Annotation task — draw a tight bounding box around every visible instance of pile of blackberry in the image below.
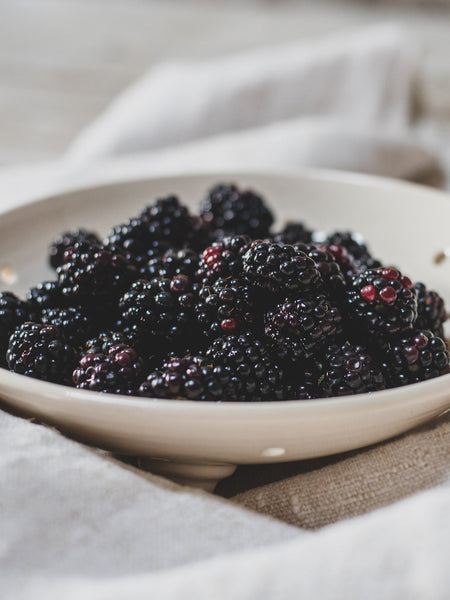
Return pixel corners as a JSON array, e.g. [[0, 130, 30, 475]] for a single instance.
[[1, 182, 448, 400]]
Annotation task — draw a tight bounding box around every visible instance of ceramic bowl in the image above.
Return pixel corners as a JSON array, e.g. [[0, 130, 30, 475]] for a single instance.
[[1, 168, 449, 491]]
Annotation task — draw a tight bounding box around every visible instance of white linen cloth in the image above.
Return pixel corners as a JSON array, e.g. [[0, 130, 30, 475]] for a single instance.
[[1, 24, 449, 600]]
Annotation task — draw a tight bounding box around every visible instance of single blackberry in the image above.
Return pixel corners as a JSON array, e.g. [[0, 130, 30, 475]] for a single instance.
[[139, 354, 230, 401], [196, 277, 259, 339], [27, 281, 66, 312], [49, 229, 101, 270], [272, 222, 313, 245], [7, 322, 77, 385], [378, 329, 449, 387], [316, 231, 377, 264], [293, 243, 346, 296], [57, 242, 137, 306], [73, 343, 144, 394], [318, 243, 357, 284], [242, 241, 322, 298], [196, 235, 252, 284], [345, 267, 418, 335], [117, 276, 197, 352], [40, 307, 95, 349], [264, 295, 342, 363], [414, 283, 447, 339], [0, 292, 33, 366], [83, 330, 132, 356], [144, 248, 200, 281], [319, 342, 386, 397], [200, 183, 273, 238], [205, 332, 285, 401]]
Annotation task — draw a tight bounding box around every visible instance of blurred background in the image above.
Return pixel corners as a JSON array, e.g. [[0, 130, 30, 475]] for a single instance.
[[0, 0, 449, 167]]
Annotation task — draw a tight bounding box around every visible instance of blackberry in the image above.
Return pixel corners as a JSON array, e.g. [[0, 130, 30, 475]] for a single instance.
[[200, 183, 273, 238], [145, 248, 200, 281], [73, 343, 144, 394], [345, 267, 417, 336], [317, 231, 378, 265], [205, 332, 285, 401], [0, 292, 33, 366], [57, 242, 137, 306], [272, 222, 313, 245], [378, 329, 449, 387], [49, 229, 101, 270], [27, 281, 65, 312], [242, 241, 322, 298], [117, 276, 197, 352], [196, 277, 259, 339], [83, 330, 132, 356], [293, 243, 346, 296], [414, 283, 447, 339], [40, 307, 95, 349], [319, 342, 386, 397], [197, 235, 251, 284], [264, 295, 342, 362], [319, 243, 357, 284], [284, 359, 324, 400], [7, 322, 77, 385]]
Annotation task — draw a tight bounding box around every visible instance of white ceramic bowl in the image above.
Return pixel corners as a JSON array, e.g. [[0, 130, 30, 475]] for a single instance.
[[1, 169, 449, 491]]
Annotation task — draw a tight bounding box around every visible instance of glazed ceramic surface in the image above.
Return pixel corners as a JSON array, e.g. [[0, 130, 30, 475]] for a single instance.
[[1, 169, 449, 490]]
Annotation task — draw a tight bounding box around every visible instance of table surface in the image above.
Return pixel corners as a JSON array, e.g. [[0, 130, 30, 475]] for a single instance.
[[1, 0, 449, 166]]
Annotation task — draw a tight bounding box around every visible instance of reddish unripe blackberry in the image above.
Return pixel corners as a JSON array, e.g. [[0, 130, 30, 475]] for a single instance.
[[7, 322, 77, 385], [40, 307, 95, 349], [345, 267, 417, 335], [49, 229, 101, 270], [243, 241, 322, 298], [145, 248, 200, 281], [200, 183, 273, 239], [57, 242, 137, 306], [139, 354, 230, 401], [73, 343, 144, 394], [197, 235, 251, 284], [264, 295, 342, 363], [196, 277, 259, 339], [205, 332, 285, 401], [0, 292, 33, 366], [319, 342, 386, 397], [27, 281, 65, 312], [378, 329, 449, 387], [272, 222, 313, 245], [293, 243, 346, 296], [413, 283, 447, 339]]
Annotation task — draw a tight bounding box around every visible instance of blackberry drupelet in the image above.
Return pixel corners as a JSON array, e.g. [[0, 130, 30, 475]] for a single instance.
[[272, 222, 313, 245], [7, 322, 77, 384], [242, 241, 322, 297], [197, 235, 251, 284], [378, 329, 449, 387], [293, 243, 346, 296], [40, 307, 95, 349], [200, 183, 273, 239], [57, 241, 137, 306], [49, 229, 101, 270], [145, 248, 200, 281], [413, 282, 447, 339], [264, 294, 342, 362], [82, 330, 132, 356], [319, 342, 386, 397], [196, 277, 259, 339], [73, 343, 144, 394], [27, 281, 65, 312], [0, 292, 33, 366], [345, 267, 418, 335], [205, 332, 285, 401]]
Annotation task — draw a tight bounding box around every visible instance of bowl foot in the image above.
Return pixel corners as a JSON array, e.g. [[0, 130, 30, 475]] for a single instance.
[[137, 458, 237, 492]]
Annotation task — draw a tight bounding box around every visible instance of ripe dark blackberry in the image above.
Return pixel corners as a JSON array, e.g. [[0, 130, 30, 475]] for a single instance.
[[27, 281, 66, 312], [0, 292, 33, 366], [7, 322, 77, 385], [293, 243, 346, 296], [40, 307, 95, 349], [378, 329, 449, 387], [57, 241, 137, 306], [200, 183, 273, 238], [317, 231, 379, 265], [73, 343, 144, 394], [49, 229, 101, 270], [196, 277, 259, 339], [144, 248, 200, 281], [117, 276, 197, 352], [319, 342, 386, 397], [413, 283, 447, 339], [242, 241, 322, 298], [83, 330, 132, 356], [197, 235, 251, 284], [205, 332, 285, 401], [272, 222, 313, 245], [346, 267, 417, 336], [264, 295, 342, 363]]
